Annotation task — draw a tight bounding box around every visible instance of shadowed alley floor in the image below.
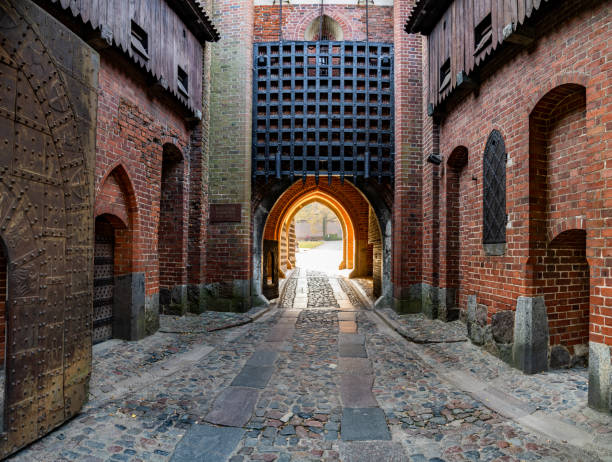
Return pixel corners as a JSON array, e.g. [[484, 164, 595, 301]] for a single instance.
[[9, 264, 612, 462]]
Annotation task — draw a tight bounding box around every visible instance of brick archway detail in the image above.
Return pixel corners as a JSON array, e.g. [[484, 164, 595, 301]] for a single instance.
[[95, 164, 139, 274], [526, 72, 590, 116], [547, 216, 587, 244], [293, 9, 353, 41], [96, 165, 138, 226], [263, 178, 372, 275], [277, 191, 355, 270]]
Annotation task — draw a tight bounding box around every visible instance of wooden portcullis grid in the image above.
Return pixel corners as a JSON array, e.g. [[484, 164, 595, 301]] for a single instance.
[[252, 41, 395, 184]]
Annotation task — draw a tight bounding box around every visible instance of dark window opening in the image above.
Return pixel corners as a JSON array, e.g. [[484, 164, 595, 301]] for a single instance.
[[177, 66, 188, 97], [130, 20, 149, 59], [483, 130, 507, 245], [439, 58, 451, 92], [474, 14, 493, 55]]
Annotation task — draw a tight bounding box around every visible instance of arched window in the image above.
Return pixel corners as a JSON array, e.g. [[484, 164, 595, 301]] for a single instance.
[[483, 130, 507, 245], [305, 15, 344, 41]]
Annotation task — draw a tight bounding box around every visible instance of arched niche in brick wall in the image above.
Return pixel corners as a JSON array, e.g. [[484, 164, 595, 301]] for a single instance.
[[94, 165, 144, 341], [304, 15, 344, 41], [545, 229, 589, 365], [444, 146, 469, 321], [528, 83, 588, 351], [159, 143, 187, 314], [527, 82, 610, 411]]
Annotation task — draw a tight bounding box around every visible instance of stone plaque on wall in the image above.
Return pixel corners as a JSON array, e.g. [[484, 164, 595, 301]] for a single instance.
[[210, 204, 242, 223]]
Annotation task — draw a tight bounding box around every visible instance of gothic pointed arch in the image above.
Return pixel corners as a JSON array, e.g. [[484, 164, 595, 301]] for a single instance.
[[304, 15, 344, 41]]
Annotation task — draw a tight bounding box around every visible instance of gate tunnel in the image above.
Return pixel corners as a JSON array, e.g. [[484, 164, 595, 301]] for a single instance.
[[252, 177, 392, 306]]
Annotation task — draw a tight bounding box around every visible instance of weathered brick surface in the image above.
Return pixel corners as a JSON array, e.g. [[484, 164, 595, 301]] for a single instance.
[[420, 1, 611, 349], [254, 4, 393, 42], [393, 0, 423, 309], [159, 148, 188, 290], [94, 53, 200, 303], [206, 0, 254, 308]]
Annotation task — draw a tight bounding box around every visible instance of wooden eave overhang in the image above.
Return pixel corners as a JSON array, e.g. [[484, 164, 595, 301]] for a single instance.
[[167, 0, 220, 43], [404, 0, 453, 35]]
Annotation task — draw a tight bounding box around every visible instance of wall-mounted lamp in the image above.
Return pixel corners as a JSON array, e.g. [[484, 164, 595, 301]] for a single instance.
[[427, 153, 443, 165]]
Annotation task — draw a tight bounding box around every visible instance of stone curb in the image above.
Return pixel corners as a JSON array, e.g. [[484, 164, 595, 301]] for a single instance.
[[88, 344, 215, 407], [373, 306, 467, 344], [370, 308, 612, 458], [343, 278, 374, 310]]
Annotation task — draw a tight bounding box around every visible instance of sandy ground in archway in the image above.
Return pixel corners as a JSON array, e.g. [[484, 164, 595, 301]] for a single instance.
[[295, 240, 351, 276]]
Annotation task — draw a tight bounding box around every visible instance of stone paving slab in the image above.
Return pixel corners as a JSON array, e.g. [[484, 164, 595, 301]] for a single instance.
[[280, 311, 301, 318], [341, 407, 391, 441], [231, 366, 275, 389], [339, 375, 378, 408], [339, 343, 368, 358], [339, 321, 358, 333], [160, 312, 253, 334], [378, 307, 467, 343], [338, 312, 356, 321], [338, 357, 373, 375], [170, 424, 245, 462], [339, 333, 365, 345], [258, 341, 290, 351], [267, 327, 295, 342], [338, 306, 361, 312], [338, 441, 408, 462], [205, 387, 260, 427], [246, 350, 279, 367]]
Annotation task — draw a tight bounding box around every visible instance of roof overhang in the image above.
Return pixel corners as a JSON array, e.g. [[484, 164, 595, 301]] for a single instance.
[[404, 0, 453, 35], [168, 0, 220, 42]]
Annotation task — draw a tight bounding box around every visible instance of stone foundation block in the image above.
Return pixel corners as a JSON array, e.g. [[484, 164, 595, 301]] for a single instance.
[[491, 310, 514, 344], [114, 272, 146, 341], [588, 342, 611, 413], [549, 345, 571, 369], [512, 296, 548, 374]]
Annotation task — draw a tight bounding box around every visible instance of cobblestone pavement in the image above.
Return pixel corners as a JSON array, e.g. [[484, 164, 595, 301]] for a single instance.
[[9, 270, 612, 462]]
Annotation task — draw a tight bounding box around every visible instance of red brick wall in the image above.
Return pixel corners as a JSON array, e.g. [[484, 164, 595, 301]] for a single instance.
[[0, 245, 5, 365], [159, 149, 187, 289], [444, 148, 468, 295], [95, 53, 195, 298], [422, 1, 611, 348], [95, 168, 136, 276], [254, 5, 393, 42], [393, 0, 423, 305], [206, 0, 254, 297], [542, 230, 589, 351], [97, 171, 130, 228]]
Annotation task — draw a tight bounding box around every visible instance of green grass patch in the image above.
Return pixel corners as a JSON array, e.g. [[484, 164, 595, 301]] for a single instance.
[[299, 241, 323, 249]]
